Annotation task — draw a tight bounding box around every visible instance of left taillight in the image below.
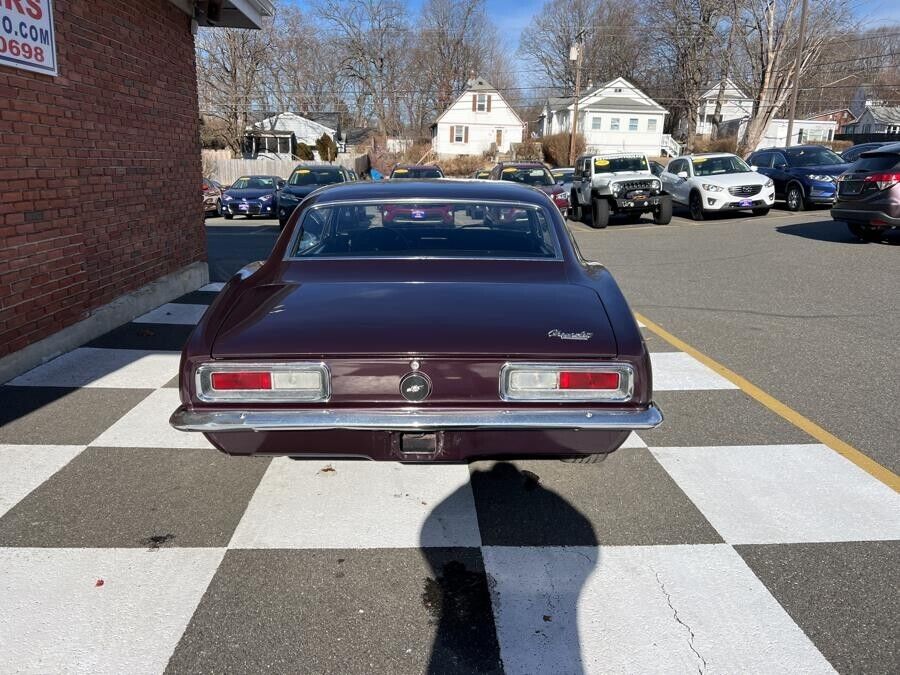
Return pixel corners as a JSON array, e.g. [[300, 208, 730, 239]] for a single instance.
[[195, 363, 330, 402], [500, 363, 634, 402]]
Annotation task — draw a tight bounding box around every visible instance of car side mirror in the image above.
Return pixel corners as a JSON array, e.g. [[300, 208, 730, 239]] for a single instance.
[[677, 171, 688, 179], [774, 163, 787, 170]]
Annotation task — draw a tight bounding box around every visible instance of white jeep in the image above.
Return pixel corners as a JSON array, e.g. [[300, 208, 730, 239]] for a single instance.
[[569, 152, 672, 228]]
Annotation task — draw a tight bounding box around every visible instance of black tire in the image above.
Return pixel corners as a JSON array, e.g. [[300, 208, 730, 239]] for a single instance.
[[215, 199, 223, 217], [848, 223, 883, 242], [570, 191, 583, 222], [785, 184, 805, 211], [688, 191, 705, 221], [590, 197, 610, 229], [653, 195, 673, 225], [561, 454, 609, 464], [223, 212, 233, 220], [752, 207, 770, 216]]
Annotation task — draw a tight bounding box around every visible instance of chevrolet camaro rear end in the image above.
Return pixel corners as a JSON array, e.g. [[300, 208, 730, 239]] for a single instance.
[[171, 180, 662, 462]]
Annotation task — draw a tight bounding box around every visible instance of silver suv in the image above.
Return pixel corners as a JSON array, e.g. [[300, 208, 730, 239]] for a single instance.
[[569, 153, 672, 228]]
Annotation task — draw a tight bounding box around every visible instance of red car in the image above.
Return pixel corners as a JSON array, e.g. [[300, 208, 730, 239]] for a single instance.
[[170, 180, 661, 462], [489, 162, 570, 217]]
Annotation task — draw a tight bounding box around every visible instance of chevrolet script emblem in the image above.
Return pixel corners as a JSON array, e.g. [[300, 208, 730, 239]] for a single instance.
[[548, 329, 593, 341]]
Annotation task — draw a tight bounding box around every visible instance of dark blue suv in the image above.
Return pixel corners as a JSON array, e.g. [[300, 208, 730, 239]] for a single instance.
[[747, 145, 850, 211]]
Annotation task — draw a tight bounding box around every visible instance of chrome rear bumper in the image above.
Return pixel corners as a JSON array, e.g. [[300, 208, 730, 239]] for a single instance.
[[170, 404, 663, 433]]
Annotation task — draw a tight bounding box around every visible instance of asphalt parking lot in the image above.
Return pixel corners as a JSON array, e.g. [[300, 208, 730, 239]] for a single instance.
[[1, 207, 897, 673]]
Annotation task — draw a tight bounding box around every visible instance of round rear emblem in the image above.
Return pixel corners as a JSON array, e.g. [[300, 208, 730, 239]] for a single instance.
[[400, 372, 431, 402]]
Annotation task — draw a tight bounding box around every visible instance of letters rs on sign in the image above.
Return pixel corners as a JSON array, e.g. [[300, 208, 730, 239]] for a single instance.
[[0, 0, 57, 76]]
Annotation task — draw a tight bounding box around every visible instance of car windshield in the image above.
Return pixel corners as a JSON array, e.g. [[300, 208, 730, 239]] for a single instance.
[[593, 156, 648, 173], [499, 167, 555, 186], [474, 171, 491, 179], [288, 168, 345, 186], [692, 156, 752, 176], [784, 147, 843, 166], [231, 176, 275, 189], [391, 167, 443, 179], [290, 201, 559, 259], [552, 169, 573, 181]]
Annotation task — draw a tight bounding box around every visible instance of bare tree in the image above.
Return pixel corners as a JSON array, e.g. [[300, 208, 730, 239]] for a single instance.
[[195, 25, 272, 154], [735, 0, 851, 154]]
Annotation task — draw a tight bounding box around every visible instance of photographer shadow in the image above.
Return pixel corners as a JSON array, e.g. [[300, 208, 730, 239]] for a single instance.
[[420, 461, 598, 675]]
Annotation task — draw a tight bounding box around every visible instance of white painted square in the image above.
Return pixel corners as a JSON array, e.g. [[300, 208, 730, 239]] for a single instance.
[[133, 303, 208, 325], [0, 445, 85, 518], [650, 351, 738, 390], [90, 388, 214, 449], [229, 458, 481, 548], [652, 444, 900, 544], [620, 431, 646, 448], [198, 282, 225, 292], [483, 544, 834, 674], [0, 547, 224, 674], [8, 348, 180, 389]]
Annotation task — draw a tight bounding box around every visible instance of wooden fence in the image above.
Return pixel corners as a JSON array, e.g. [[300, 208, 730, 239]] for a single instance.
[[202, 151, 370, 185]]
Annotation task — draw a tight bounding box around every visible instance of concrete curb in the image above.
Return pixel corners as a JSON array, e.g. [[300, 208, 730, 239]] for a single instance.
[[0, 261, 209, 384]]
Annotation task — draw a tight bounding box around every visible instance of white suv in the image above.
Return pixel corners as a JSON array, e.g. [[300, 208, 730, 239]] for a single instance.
[[660, 153, 775, 220]]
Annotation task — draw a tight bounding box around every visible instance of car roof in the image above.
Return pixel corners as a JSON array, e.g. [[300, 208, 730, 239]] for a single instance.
[[306, 179, 555, 207], [393, 164, 441, 170], [756, 145, 829, 152], [496, 161, 546, 168], [861, 141, 900, 155], [677, 153, 735, 160]]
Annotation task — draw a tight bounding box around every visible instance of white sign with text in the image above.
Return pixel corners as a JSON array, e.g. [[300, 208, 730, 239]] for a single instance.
[[0, 0, 57, 76]]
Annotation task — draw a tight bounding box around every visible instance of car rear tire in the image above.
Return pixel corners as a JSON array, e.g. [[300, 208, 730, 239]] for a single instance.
[[785, 184, 805, 211], [561, 454, 608, 464], [653, 195, 673, 225], [752, 207, 770, 216], [688, 191, 705, 221], [590, 197, 610, 229], [848, 223, 884, 242], [223, 212, 233, 220], [215, 199, 223, 217], [570, 191, 583, 222]]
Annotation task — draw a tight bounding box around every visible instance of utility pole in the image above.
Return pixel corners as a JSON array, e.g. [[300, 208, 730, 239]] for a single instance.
[[785, 0, 809, 147], [567, 28, 585, 165]]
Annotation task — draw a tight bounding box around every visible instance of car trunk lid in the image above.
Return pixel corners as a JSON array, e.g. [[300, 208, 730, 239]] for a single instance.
[[211, 281, 617, 358]]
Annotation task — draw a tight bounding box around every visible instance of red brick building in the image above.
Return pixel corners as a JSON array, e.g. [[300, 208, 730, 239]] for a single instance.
[[806, 109, 857, 135], [0, 0, 271, 381]]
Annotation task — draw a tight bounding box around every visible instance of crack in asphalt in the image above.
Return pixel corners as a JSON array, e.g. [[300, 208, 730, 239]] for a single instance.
[[655, 571, 707, 675], [636, 303, 893, 321]]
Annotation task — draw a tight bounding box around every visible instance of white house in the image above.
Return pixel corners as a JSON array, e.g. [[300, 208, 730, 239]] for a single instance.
[[696, 78, 753, 137], [244, 112, 336, 159], [722, 117, 838, 150], [540, 77, 672, 156], [431, 76, 525, 157], [844, 105, 900, 135]]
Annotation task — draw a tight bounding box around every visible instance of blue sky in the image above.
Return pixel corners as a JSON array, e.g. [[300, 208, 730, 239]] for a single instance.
[[286, 0, 898, 45]]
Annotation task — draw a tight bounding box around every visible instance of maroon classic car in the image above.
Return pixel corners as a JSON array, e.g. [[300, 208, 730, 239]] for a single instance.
[[489, 162, 570, 217], [170, 180, 661, 462]]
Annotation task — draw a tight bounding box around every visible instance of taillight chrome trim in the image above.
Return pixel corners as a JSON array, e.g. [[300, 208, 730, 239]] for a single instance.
[[195, 362, 331, 403], [499, 362, 635, 402]]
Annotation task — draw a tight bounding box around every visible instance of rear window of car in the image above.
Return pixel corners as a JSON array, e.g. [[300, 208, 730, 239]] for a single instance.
[[851, 154, 900, 171], [289, 201, 560, 259], [499, 167, 555, 186], [391, 167, 444, 179], [288, 168, 345, 186]]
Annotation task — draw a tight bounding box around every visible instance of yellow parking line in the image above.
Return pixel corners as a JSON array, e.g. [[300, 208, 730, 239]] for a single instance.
[[636, 312, 900, 493]]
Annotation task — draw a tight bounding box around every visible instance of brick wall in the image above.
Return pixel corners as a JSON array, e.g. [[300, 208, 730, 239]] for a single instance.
[[0, 0, 206, 358]]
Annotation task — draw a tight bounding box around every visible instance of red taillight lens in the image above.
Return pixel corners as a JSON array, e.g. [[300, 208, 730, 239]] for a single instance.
[[559, 371, 620, 390], [202, 183, 209, 191], [863, 173, 900, 190], [210, 371, 272, 390]]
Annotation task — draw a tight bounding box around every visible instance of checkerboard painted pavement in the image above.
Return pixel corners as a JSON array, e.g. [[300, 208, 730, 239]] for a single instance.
[[1, 284, 897, 674]]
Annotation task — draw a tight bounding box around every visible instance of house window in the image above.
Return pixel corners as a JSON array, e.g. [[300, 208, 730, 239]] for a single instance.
[[610, 118, 620, 131], [591, 116, 602, 130], [629, 118, 639, 132], [453, 125, 467, 143], [477, 94, 487, 112], [648, 119, 657, 132]]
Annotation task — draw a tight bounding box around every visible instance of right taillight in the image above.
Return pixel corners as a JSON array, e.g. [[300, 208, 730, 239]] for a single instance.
[[863, 173, 900, 190], [500, 363, 634, 402]]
